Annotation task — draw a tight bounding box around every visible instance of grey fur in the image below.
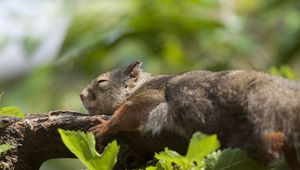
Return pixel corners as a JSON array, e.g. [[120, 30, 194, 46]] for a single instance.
[[82, 62, 300, 163]]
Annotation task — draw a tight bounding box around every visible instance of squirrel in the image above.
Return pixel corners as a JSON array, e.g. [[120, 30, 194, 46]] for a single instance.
[[80, 61, 300, 170]]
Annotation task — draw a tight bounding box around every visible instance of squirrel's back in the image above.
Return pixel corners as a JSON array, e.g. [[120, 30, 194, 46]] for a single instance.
[[82, 62, 300, 168]]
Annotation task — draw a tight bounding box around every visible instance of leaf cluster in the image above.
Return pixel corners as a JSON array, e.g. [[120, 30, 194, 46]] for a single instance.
[[59, 131, 267, 170], [148, 132, 266, 170]]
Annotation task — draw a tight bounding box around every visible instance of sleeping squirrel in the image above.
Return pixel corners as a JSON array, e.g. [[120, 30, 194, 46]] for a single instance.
[[80, 61, 300, 169]]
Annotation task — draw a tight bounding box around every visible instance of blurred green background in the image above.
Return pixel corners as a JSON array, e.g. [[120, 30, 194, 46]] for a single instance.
[[0, 0, 299, 169]]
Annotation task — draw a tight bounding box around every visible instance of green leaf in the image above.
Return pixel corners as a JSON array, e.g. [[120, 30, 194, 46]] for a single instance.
[[155, 148, 188, 168], [0, 106, 25, 118], [156, 160, 174, 170], [151, 159, 173, 170], [97, 140, 119, 170], [58, 129, 119, 170], [213, 148, 267, 170], [0, 144, 12, 156], [186, 132, 220, 166], [154, 132, 221, 169], [203, 150, 221, 170], [146, 166, 157, 170], [58, 129, 100, 170]]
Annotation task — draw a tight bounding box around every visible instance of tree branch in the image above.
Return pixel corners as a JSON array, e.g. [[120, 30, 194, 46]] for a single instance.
[[0, 111, 188, 170]]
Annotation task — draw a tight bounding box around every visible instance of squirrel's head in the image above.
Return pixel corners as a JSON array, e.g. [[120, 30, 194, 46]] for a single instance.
[[80, 61, 145, 115]]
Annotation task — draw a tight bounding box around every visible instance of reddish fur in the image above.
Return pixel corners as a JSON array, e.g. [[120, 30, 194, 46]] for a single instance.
[[265, 131, 300, 170], [265, 131, 285, 153], [90, 90, 164, 138]]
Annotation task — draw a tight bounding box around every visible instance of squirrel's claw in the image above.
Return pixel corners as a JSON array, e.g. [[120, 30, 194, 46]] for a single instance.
[[89, 125, 100, 134], [89, 119, 110, 138], [94, 117, 108, 123]]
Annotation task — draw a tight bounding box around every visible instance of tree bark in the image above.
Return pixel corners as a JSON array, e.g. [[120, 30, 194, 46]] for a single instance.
[[0, 111, 188, 170]]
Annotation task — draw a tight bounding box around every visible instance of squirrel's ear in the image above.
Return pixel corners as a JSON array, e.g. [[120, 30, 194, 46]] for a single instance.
[[123, 61, 142, 79]]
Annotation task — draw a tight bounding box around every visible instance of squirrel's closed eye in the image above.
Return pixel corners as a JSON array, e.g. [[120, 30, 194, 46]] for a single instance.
[[98, 79, 108, 83], [97, 79, 109, 86]]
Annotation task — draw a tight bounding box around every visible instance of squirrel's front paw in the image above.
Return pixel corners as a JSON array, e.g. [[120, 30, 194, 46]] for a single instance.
[[89, 118, 110, 138]]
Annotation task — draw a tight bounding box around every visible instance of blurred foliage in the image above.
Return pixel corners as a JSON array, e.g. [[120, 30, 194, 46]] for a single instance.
[[0, 144, 12, 157], [0, 92, 25, 118], [0, 36, 9, 50], [1, 0, 300, 114], [22, 36, 41, 57], [0, 106, 25, 118], [0, 143, 11, 169], [0, 1, 299, 168], [58, 0, 300, 74], [0, 92, 3, 100], [270, 65, 297, 80], [40, 158, 85, 170]]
